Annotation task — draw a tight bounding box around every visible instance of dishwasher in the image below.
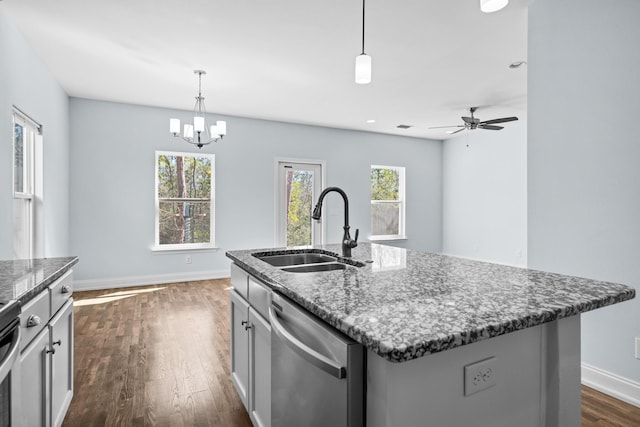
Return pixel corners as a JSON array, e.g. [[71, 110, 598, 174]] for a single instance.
[[269, 292, 364, 427]]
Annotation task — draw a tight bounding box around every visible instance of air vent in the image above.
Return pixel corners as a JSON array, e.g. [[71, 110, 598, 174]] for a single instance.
[[396, 124, 412, 129]]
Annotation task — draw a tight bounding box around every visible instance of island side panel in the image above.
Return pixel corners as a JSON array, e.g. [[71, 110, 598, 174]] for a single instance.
[[542, 315, 581, 427], [367, 323, 545, 427]]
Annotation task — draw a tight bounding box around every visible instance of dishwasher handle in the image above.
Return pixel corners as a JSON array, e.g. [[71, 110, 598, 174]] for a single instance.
[[269, 306, 346, 379]]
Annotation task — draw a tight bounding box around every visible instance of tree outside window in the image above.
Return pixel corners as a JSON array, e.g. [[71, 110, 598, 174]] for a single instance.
[[155, 151, 214, 249], [370, 165, 406, 239]]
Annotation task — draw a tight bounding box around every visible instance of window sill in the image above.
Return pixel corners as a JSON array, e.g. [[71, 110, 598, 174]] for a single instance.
[[151, 245, 219, 254], [369, 235, 407, 241]]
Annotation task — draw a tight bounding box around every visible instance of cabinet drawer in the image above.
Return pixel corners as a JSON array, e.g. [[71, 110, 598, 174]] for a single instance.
[[248, 277, 271, 321], [50, 270, 73, 316], [19, 288, 50, 352], [231, 264, 249, 300]]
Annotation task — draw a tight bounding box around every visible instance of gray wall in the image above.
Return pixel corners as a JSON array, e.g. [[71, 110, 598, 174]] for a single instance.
[[0, 9, 70, 259], [442, 121, 527, 267], [529, 0, 640, 383], [69, 98, 442, 282]]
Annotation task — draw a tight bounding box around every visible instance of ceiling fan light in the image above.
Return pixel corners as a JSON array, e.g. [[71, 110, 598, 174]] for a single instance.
[[480, 0, 508, 13], [355, 54, 372, 85]]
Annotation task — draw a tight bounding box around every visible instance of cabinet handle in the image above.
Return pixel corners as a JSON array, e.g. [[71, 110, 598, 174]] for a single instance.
[[27, 315, 41, 327], [46, 340, 62, 355], [244, 323, 252, 331], [61, 285, 71, 294]]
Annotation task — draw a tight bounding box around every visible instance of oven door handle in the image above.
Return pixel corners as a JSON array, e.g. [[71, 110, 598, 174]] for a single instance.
[[269, 306, 346, 379], [0, 324, 20, 382]]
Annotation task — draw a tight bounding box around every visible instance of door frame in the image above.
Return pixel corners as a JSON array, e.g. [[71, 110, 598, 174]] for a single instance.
[[274, 157, 326, 247]]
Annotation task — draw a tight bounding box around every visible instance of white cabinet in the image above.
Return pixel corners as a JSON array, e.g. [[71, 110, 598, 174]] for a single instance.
[[231, 289, 250, 409], [15, 270, 74, 427], [17, 327, 50, 427], [50, 300, 74, 427], [230, 264, 271, 427]]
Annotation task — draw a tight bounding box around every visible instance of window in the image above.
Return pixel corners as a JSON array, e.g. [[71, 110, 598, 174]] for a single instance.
[[370, 165, 406, 240], [13, 108, 43, 259], [155, 151, 215, 250]]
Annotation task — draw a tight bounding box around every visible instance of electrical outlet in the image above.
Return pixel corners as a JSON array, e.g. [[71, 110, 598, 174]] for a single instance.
[[464, 357, 497, 396], [636, 337, 640, 360], [185, 255, 192, 264]]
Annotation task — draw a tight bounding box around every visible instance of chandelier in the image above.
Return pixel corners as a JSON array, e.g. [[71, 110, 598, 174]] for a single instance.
[[169, 70, 226, 148]]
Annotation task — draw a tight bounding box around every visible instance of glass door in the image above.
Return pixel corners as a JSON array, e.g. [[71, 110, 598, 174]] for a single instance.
[[276, 160, 323, 247]]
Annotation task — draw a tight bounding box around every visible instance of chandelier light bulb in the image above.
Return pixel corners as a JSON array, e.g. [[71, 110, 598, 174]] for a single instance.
[[355, 54, 372, 85], [169, 118, 180, 134], [480, 0, 509, 13], [194, 116, 205, 132]]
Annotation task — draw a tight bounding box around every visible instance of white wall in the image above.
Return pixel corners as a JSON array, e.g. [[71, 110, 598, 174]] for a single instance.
[[529, 0, 640, 387], [0, 8, 70, 259], [69, 98, 442, 284], [442, 121, 527, 267]]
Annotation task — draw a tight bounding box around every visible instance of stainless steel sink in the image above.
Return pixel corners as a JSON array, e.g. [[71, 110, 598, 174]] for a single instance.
[[281, 263, 348, 273], [253, 250, 365, 273], [256, 252, 336, 267]]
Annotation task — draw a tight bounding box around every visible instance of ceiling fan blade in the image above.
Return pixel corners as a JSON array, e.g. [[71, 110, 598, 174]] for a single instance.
[[479, 124, 504, 130], [449, 127, 466, 134], [428, 125, 464, 129], [480, 116, 519, 125], [461, 116, 474, 124]]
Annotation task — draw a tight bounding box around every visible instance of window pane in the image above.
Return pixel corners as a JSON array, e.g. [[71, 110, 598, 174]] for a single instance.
[[159, 200, 211, 244], [14, 123, 24, 193], [371, 167, 399, 201], [371, 202, 400, 236], [286, 170, 313, 246], [157, 152, 213, 246]]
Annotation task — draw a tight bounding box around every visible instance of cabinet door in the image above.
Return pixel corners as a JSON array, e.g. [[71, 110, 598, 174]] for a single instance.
[[50, 299, 74, 427], [18, 327, 50, 427], [249, 308, 271, 427], [230, 290, 250, 410]]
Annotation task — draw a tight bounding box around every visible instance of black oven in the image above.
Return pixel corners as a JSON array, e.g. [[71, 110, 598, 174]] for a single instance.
[[0, 300, 20, 427]]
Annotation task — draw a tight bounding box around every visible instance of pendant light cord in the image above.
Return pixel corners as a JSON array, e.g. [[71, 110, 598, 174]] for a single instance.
[[361, 0, 366, 54]]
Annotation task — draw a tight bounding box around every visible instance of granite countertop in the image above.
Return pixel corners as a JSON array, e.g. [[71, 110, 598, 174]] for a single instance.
[[0, 257, 79, 304], [226, 243, 635, 363]]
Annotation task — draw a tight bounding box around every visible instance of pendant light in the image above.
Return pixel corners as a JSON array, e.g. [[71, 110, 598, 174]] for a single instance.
[[355, 0, 371, 84], [169, 70, 227, 149], [480, 0, 509, 13]]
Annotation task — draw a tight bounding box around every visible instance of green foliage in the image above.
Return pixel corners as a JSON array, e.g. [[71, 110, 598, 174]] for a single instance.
[[371, 167, 399, 201], [157, 153, 212, 245], [286, 171, 313, 246]]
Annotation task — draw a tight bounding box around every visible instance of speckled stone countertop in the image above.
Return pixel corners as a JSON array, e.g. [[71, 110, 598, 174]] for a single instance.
[[0, 257, 78, 304], [226, 243, 635, 363]]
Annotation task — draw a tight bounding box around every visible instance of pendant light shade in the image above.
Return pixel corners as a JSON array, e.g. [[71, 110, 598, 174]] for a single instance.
[[480, 0, 509, 13], [355, 54, 372, 85]]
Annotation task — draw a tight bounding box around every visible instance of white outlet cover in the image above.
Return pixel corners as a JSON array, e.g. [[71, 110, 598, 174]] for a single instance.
[[464, 356, 497, 396], [636, 337, 640, 360]]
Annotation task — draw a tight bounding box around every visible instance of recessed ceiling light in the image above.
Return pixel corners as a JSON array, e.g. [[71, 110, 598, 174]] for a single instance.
[[509, 61, 527, 69], [366, 119, 376, 124], [396, 124, 412, 129]]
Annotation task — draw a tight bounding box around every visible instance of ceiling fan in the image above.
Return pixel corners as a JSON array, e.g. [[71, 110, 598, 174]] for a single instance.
[[429, 107, 518, 135]]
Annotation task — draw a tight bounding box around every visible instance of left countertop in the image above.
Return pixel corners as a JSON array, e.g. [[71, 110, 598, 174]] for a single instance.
[[0, 257, 79, 304]]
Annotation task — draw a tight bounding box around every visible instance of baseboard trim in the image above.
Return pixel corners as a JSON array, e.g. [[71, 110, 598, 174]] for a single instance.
[[74, 270, 231, 291], [582, 363, 640, 408]]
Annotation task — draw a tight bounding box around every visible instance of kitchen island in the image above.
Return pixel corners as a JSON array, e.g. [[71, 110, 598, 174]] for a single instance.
[[227, 243, 634, 427]]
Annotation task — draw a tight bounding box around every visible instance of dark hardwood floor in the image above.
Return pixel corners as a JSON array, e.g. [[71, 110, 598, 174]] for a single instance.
[[63, 279, 640, 427]]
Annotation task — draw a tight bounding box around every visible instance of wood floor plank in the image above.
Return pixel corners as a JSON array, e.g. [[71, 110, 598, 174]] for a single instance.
[[62, 279, 638, 427]]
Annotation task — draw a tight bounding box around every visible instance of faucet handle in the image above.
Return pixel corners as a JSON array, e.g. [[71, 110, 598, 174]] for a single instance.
[[354, 229, 359, 243], [345, 229, 359, 249]]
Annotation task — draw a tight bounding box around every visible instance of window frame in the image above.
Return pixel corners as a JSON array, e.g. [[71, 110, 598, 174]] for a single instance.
[[370, 164, 406, 241], [153, 150, 216, 252]]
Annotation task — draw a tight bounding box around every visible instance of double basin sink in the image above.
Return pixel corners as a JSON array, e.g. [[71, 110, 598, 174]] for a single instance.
[[254, 250, 365, 273]]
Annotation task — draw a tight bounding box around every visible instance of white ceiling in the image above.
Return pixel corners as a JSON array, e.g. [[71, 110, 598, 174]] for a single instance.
[[1, 0, 530, 140]]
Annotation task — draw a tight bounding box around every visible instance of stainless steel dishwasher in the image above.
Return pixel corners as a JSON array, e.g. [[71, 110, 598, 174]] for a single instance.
[[269, 292, 364, 427]]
